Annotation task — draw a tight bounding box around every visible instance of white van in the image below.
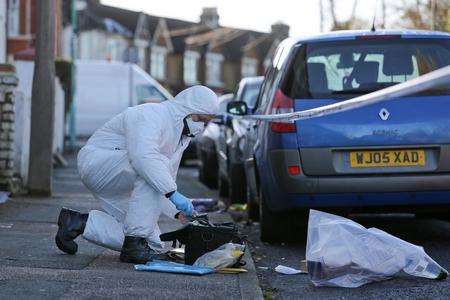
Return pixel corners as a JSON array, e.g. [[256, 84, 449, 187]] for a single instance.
[[75, 60, 172, 137]]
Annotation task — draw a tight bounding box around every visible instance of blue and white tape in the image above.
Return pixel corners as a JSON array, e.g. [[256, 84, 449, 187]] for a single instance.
[[230, 65, 450, 122]]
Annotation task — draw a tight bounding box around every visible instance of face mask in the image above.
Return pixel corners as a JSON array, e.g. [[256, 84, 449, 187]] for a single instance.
[[184, 117, 205, 137]]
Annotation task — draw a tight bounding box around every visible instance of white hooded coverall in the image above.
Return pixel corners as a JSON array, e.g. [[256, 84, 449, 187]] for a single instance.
[[77, 86, 219, 252]]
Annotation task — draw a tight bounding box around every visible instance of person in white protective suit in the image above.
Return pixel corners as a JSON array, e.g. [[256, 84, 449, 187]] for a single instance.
[[55, 86, 219, 264]]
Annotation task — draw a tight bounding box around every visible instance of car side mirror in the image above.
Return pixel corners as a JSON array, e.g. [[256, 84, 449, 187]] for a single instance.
[[227, 101, 248, 116]]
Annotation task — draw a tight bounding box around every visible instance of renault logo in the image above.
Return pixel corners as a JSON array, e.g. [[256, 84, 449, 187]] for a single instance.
[[379, 108, 390, 121]]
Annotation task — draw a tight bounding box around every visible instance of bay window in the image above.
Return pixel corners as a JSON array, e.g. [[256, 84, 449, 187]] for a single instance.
[[151, 46, 167, 80], [184, 50, 199, 85], [206, 52, 223, 87], [241, 57, 258, 78]]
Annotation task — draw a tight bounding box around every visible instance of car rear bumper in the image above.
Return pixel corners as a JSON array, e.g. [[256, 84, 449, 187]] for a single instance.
[[269, 149, 450, 194], [263, 149, 450, 211]]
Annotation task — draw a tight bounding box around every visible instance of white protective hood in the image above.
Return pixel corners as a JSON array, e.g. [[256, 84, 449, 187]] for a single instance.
[[165, 85, 220, 130], [123, 85, 219, 196]]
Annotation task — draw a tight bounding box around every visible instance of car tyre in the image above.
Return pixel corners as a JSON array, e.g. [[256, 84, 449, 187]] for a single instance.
[[228, 163, 247, 204], [218, 176, 229, 198], [259, 187, 308, 243], [201, 150, 218, 189], [246, 188, 260, 221], [197, 151, 205, 183], [417, 212, 450, 222]]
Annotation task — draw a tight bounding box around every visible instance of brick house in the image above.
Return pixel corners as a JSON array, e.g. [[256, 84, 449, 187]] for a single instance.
[[6, 0, 63, 61], [0, 1, 6, 62], [67, 2, 289, 95], [66, 0, 150, 69]]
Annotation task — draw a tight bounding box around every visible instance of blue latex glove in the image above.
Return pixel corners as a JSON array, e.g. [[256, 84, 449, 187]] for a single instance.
[[169, 191, 194, 217]]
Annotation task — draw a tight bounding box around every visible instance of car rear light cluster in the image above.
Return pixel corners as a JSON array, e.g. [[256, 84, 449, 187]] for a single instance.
[[287, 165, 301, 175], [356, 34, 401, 40], [269, 89, 296, 133]]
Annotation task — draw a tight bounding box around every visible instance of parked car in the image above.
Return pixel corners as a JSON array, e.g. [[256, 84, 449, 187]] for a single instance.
[[227, 30, 450, 242], [75, 60, 172, 137], [196, 93, 234, 188], [217, 77, 263, 203]]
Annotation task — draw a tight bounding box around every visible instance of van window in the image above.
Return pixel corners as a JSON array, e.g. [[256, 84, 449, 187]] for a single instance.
[[283, 38, 450, 99], [136, 85, 167, 104]]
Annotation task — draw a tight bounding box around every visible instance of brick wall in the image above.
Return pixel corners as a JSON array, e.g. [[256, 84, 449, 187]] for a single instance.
[[0, 70, 17, 189]]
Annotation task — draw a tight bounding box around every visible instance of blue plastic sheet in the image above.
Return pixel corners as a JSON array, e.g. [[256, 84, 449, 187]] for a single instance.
[[135, 260, 215, 276]]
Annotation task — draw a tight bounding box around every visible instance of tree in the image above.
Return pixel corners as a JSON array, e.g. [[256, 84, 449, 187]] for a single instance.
[[28, 0, 55, 196], [397, 0, 449, 31], [327, 0, 368, 30]]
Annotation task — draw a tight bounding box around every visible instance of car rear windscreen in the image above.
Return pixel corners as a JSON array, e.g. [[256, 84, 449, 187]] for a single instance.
[[282, 38, 450, 100]]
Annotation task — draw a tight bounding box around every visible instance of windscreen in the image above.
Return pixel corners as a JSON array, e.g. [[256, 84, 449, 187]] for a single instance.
[[136, 85, 167, 104], [242, 82, 263, 109], [283, 38, 450, 99]]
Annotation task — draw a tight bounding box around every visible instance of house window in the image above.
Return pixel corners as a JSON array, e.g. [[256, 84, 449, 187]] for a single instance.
[[7, 0, 20, 36], [241, 57, 258, 78], [106, 39, 118, 60], [206, 52, 223, 87], [107, 37, 127, 61], [184, 50, 199, 85], [137, 46, 146, 69], [151, 46, 167, 80]]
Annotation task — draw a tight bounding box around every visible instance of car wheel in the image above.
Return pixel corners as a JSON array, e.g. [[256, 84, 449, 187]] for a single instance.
[[197, 151, 206, 183], [246, 187, 260, 221], [218, 176, 229, 198], [259, 187, 308, 243], [202, 151, 218, 189], [416, 212, 450, 222], [228, 163, 246, 204]]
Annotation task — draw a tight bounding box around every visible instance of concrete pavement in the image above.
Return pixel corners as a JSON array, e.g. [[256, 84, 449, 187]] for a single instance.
[[0, 156, 262, 299]]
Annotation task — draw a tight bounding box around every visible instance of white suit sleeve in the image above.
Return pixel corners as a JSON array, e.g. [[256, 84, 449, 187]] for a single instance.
[[160, 197, 180, 219], [124, 110, 177, 195]]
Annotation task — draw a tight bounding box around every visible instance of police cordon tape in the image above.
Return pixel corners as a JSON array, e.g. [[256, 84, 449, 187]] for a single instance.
[[228, 65, 450, 122]]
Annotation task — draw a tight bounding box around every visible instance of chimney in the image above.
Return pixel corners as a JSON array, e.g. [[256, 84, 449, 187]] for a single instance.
[[200, 7, 220, 28], [271, 22, 290, 39]]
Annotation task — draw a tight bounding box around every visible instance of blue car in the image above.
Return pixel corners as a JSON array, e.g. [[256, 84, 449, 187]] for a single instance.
[[227, 30, 450, 242]]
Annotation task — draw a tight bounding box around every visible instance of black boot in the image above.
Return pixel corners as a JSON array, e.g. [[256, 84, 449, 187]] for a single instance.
[[120, 236, 156, 264], [55, 208, 88, 255]]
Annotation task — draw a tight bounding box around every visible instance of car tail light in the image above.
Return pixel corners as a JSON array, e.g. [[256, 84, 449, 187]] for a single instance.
[[287, 165, 301, 175], [269, 89, 296, 133], [356, 34, 401, 40]]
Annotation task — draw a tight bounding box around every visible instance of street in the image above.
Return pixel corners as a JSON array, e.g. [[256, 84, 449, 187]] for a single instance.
[[181, 163, 450, 299], [0, 156, 262, 299], [0, 155, 449, 299], [242, 216, 450, 299]]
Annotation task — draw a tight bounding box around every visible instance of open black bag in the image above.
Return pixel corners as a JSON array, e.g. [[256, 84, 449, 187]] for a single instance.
[[160, 216, 243, 265]]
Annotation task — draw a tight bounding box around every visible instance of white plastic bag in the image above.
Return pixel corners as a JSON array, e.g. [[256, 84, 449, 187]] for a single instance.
[[193, 243, 245, 269], [306, 210, 448, 288]]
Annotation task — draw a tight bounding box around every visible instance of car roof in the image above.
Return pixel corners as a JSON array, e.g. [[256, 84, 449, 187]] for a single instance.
[[288, 29, 450, 45]]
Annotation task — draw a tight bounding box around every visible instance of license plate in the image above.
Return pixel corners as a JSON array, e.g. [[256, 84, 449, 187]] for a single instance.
[[349, 149, 425, 168]]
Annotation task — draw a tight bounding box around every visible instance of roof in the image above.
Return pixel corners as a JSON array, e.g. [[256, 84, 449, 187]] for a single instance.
[[211, 30, 264, 60], [243, 33, 279, 60], [169, 24, 212, 53], [291, 29, 450, 44], [185, 27, 236, 47], [73, 1, 278, 61], [90, 3, 140, 33], [184, 27, 267, 59]]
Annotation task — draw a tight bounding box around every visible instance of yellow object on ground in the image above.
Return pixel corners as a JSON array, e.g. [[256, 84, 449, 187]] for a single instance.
[[217, 268, 248, 274]]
